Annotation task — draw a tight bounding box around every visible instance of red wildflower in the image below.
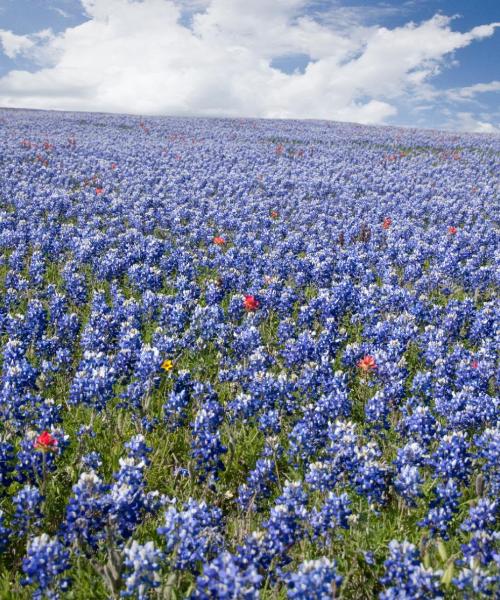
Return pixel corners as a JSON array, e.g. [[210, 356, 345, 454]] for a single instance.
[[275, 144, 284, 155], [270, 210, 279, 219], [95, 188, 104, 195], [34, 431, 58, 451], [357, 355, 377, 373], [382, 217, 392, 230], [471, 360, 479, 369], [448, 226, 457, 235], [111, 162, 117, 170], [243, 295, 260, 312], [213, 236, 226, 246]]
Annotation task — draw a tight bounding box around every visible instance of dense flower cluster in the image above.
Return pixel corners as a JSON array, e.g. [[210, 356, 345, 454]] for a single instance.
[[0, 108, 498, 597]]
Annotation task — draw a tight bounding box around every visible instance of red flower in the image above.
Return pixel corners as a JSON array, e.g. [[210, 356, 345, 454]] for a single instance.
[[357, 355, 377, 373], [382, 217, 392, 230], [448, 226, 457, 235], [471, 360, 479, 369], [213, 236, 226, 246], [95, 188, 104, 195], [111, 162, 117, 170], [34, 431, 58, 451], [270, 210, 279, 219], [243, 295, 260, 312]]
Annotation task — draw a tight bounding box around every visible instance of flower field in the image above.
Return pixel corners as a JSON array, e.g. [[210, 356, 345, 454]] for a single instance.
[[0, 108, 498, 599]]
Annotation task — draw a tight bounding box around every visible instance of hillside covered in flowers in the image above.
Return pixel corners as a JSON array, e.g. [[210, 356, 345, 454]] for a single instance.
[[0, 108, 498, 598]]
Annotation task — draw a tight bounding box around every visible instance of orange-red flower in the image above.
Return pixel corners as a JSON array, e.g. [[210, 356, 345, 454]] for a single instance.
[[270, 210, 279, 219], [471, 360, 479, 369], [382, 217, 392, 230], [243, 295, 260, 312], [448, 226, 457, 235], [95, 187, 104, 195], [111, 162, 117, 170], [213, 236, 226, 246], [357, 355, 377, 373], [34, 431, 58, 451]]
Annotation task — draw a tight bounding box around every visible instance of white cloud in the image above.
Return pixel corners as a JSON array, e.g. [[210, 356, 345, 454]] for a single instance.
[[446, 80, 500, 100], [448, 112, 499, 134], [0, 1, 498, 127], [0, 30, 35, 59]]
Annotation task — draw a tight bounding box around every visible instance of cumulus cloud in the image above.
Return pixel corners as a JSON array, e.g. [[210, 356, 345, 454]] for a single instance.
[[0, 30, 36, 59], [0, 0, 498, 126], [445, 111, 499, 134]]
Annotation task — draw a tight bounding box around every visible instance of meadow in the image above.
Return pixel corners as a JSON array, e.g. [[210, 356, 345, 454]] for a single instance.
[[0, 108, 498, 598]]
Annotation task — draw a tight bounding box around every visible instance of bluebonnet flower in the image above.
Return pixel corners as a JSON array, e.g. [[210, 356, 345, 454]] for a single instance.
[[435, 389, 498, 431], [365, 390, 391, 430], [288, 374, 350, 461], [190, 390, 227, 483], [62, 261, 88, 305], [28, 249, 46, 287], [0, 510, 11, 553], [353, 442, 389, 506], [22, 534, 71, 600], [120, 344, 162, 410], [399, 404, 439, 445], [237, 440, 282, 511], [0, 439, 14, 489], [25, 298, 47, 343], [309, 492, 352, 540], [61, 470, 110, 550], [81, 451, 102, 471], [124, 434, 152, 463], [475, 426, 500, 496], [0, 338, 37, 421], [430, 432, 472, 484], [191, 551, 262, 599], [263, 481, 308, 562], [453, 561, 499, 598], [79, 291, 118, 354], [461, 498, 498, 534], [69, 351, 117, 411], [12, 484, 44, 536], [305, 420, 358, 492], [393, 442, 426, 506], [379, 540, 443, 599], [460, 530, 499, 566], [2, 102, 500, 599], [114, 319, 142, 378], [157, 499, 222, 572], [163, 370, 193, 431], [394, 465, 423, 507], [121, 540, 163, 599], [108, 456, 161, 540], [285, 558, 342, 600], [419, 479, 461, 539], [32, 398, 63, 431]]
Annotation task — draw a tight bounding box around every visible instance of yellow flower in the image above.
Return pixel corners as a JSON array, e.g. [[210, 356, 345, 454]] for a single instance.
[[161, 359, 174, 372]]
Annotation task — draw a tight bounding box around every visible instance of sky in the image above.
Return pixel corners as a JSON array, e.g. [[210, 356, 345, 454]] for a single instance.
[[0, 0, 498, 132]]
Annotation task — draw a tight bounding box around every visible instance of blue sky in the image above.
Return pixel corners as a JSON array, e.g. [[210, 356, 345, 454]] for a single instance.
[[0, 0, 498, 132]]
